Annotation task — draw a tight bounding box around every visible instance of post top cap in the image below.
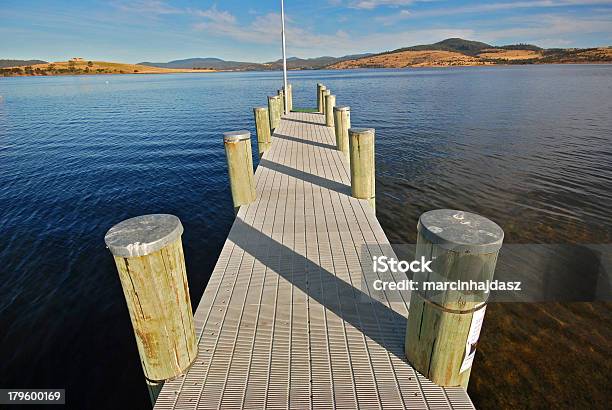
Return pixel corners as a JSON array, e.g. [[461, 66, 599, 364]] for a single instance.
[[317, 83, 324, 86], [334, 106, 350, 111], [349, 127, 375, 136], [224, 130, 251, 142], [320, 85, 327, 89], [418, 209, 504, 254], [254, 107, 267, 111], [269, 95, 280, 100], [105, 214, 183, 258], [324, 89, 331, 93]]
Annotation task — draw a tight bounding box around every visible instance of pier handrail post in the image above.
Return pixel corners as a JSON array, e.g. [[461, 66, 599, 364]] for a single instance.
[[333, 106, 351, 160], [224, 131, 256, 212], [104, 214, 198, 404], [405, 209, 504, 388], [284, 83, 293, 112], [348, 128, 375, 211], [268, 95, 281, 132], [325, 94, 336, 127], [317, 83, 325, 113], [322, 89, 331, 116], [254, 107, 272, 157]]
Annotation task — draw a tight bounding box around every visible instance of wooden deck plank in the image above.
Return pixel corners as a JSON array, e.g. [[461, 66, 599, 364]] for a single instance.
[[154, 112, 475, 410]]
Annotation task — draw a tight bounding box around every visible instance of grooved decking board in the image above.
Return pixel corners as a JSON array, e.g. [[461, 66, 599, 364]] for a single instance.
[[154, 112, 474, 410]]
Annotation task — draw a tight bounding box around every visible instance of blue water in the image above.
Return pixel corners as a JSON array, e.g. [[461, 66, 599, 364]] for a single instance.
[[0, 66, 611, 409]]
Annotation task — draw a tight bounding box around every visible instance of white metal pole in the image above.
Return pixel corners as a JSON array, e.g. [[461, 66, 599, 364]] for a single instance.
[[280, 0, 289, 114]]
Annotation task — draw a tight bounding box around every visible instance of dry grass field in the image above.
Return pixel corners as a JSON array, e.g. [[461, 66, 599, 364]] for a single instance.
[[4, 60, 214, 76], [330, 50, 488, 69], [478, 49, 543, 60]]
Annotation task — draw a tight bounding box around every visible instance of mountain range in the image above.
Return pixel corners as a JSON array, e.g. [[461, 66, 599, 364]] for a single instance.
[[138, 53, 373, 71], [139, 38, 611, 71]]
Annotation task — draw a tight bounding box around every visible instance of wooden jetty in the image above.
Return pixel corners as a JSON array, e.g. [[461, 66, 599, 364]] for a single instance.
[[105, 84, 506, 408], [150, 110, 475, 409]]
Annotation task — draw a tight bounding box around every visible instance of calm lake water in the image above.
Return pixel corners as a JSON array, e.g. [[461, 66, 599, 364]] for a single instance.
[[1, 66, 611, 409]]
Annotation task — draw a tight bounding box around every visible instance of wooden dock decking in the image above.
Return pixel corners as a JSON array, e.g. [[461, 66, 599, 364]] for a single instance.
[[153, 112, 475, 409]]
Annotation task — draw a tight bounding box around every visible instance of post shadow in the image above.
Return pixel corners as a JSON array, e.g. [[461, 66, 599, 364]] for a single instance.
[[259, 158, 351, 196], [273, 132, 337, 150], [283, 117, 323, 126], [229, 218, 407, 359]]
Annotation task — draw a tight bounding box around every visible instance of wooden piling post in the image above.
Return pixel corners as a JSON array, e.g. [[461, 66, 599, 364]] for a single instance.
[[322, 89, 331, 116], [325, 94, 336, 127], [348, 128, 375, 210], [254, 107, 271, 157], [224, 130, 256, 211], [284, 83, 293, 112], [333, 106, 351, 160], [278, 89, 285, 115], [268, 95, 281, 132], [104, 214, 198, 404], [318, 84, 326, 114], [405, 209, 504, 388]]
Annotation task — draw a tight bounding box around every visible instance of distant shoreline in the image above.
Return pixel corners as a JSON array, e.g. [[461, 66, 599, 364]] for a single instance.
[[3, 61, 612, 78]]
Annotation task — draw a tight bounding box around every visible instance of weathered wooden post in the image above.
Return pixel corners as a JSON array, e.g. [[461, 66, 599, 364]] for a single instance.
[[105, 214, 198, 404], [334, 106, 351, 160], [317, 84, 325, 113], [224, 130, 256, 211], [348, 128, 375, 210], [284, 83, 293, 112], [325, 94, 336, 127], [322, 89, 331, 116], [254, 107, 271, 157], [405, 209, 504, 388], [277, 89, 285, 115], [268, 95, 281, 132], [318, 85, 327, 114]]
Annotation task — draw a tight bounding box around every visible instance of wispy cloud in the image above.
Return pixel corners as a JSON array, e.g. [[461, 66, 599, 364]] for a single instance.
[[347, 0, 416, 9], [112, 0, 182, 15], [191, 6, 236, 25]]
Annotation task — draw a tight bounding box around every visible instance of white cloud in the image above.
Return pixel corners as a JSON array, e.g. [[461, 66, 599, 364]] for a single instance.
[[348, 0, 416, 9], [113, 0, 182, 15], [191, 6, 236, 25]]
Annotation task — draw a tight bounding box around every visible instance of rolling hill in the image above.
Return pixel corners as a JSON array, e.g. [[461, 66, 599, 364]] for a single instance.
[[1, 60, 214, 76], [328, 38, 612, 69], [140, 53, 374, 71], [0, 59, 47, 68]]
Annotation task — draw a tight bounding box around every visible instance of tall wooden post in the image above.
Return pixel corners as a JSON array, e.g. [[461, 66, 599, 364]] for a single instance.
[[322, 89, 331, 116], [284, 83, 293, 112], [224, 130, 256, 211], [348, 128, 375, 211], [278, 89, 285, 115], [318, 85, 327, 114], [268, 95, 281, 132], [405, 209, 504, 388], [254, 107, 271, 157], [334, 106, 351, 160], [105, 214, 198, 404], [325, 94, 336, 127]]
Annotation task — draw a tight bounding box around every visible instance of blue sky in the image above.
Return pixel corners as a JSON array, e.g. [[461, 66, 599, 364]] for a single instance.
[[1, 0, 611, 63]]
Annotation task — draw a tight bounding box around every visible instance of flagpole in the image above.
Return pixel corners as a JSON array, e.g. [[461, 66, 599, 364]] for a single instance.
[[280, 0, 289, 114]]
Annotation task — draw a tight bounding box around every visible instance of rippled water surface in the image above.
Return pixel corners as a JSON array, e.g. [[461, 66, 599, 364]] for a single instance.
[[1, 66, 611, 409]]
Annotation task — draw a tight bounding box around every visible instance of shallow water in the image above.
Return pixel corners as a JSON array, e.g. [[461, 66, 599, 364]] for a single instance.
[[0, 66, 611, 409]]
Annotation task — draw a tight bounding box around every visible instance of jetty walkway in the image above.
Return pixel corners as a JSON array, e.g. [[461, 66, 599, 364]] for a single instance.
[[152, 112, 475, 409]]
